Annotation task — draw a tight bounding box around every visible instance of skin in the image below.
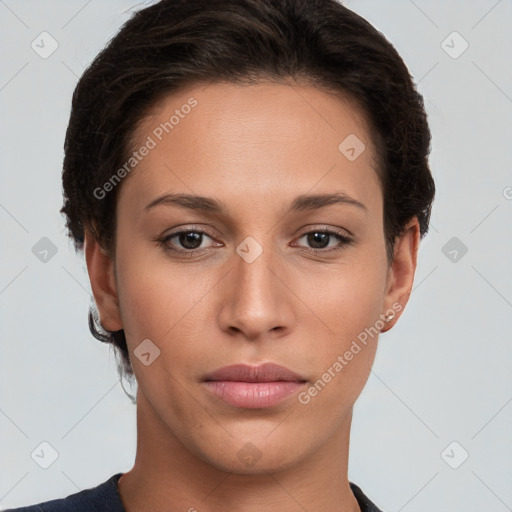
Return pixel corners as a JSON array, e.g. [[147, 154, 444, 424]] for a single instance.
[[85, 81, 420, 512]]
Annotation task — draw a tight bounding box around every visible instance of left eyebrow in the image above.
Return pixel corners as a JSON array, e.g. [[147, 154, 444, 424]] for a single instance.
[[144, 191, 367, 214], [290, 193, 367, 212]]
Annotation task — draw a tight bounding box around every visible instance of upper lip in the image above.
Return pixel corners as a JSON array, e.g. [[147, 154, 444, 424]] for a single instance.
[[203, 363, 307, 383]]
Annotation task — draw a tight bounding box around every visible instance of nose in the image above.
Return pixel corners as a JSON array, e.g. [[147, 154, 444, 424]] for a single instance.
[[217, 239, 295, 341]]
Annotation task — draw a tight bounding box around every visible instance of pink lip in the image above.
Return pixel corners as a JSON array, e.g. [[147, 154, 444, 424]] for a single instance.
[[202, 363, 307, 409]]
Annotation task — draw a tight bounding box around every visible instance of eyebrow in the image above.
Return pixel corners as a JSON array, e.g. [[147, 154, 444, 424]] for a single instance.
[[144, 192, 367, 213]]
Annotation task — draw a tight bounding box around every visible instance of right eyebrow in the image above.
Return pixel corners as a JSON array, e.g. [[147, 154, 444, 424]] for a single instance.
[[145, 193, 224, 213]]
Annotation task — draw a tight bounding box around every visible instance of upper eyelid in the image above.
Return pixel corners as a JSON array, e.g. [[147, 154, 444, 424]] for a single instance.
[[164, 227, 218, 241], [297, 226, 352, 236]]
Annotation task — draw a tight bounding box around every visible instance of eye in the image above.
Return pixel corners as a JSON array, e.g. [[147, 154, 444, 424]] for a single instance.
[[294, 229, 353, 253], [157, 230, 220, 253]]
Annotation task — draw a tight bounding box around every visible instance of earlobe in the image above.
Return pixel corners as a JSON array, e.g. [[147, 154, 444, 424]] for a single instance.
[[381, 218, 420, 333], [83, 229, 123, 332]]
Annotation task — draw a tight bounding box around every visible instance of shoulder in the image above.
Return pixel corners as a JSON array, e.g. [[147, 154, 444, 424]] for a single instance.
[[350, 482, 385, 512], [4, 473, 125, 512]]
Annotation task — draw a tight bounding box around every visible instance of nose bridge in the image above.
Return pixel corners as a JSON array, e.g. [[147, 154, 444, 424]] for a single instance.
[[219, 233, 293, 339], [236, 236, 276, 296]]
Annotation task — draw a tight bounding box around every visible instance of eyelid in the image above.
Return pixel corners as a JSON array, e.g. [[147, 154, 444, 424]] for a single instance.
[[162, 224, 219, 239], [293, 224, 354, 241]]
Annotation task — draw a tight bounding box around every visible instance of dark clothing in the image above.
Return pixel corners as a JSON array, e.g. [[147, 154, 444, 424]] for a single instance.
[[6, 473, 384, 511]]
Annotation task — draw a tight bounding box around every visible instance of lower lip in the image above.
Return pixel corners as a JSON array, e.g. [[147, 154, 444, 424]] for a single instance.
[[203, 381, 305, 408]]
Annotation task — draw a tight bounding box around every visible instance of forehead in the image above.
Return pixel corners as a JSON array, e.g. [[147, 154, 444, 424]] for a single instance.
[[121, 81, 382, 215]]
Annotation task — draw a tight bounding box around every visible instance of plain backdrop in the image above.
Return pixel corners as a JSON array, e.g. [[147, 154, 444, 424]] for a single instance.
[[1, 1, 511, 510]]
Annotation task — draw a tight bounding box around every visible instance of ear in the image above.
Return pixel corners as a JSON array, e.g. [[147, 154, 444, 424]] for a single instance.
[[381, 217, 420, 333], [84, 229, 123, 332]]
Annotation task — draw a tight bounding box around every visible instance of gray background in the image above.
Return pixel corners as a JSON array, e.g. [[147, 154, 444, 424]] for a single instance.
[[1, 0, 511, 510]]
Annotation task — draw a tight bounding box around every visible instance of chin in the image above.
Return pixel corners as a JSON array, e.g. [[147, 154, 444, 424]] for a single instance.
[[190, 429, 313, 475]]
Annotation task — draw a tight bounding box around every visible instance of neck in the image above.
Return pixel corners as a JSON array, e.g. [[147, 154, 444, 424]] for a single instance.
[[118, 390, 360, 512]]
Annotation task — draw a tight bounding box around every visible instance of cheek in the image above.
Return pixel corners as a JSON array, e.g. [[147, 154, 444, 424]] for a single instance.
[[113, 257, 207, 414], [113, 252, 182, 352], [291, 252, 387, 401], [295, 251, 387, 339], [113, 246, 225, 387]]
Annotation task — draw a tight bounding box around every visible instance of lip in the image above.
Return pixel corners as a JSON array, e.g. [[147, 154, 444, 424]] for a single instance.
[[203, 363, 306, 383], [202, 363, 307, 409]]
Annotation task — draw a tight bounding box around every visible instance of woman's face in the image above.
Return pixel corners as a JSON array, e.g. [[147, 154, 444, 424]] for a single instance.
[[88, 81, 418, 473]]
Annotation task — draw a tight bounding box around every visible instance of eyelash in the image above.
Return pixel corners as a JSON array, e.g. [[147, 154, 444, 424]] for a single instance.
[[155, 227, 354, 255]]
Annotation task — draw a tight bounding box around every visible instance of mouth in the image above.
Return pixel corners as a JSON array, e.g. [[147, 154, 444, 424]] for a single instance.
[[202, 363, 308, 409]]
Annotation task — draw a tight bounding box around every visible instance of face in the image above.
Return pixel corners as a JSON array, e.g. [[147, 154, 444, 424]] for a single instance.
[[86, 81, 418, 474]]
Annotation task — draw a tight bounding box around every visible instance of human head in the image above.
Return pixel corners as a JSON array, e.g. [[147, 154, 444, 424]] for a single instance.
[[61, 0, 434, 383]]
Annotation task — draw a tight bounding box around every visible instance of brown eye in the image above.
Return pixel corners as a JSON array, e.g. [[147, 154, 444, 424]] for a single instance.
[[307, 232, 330, 249], [296, 230, 352, 252], [159, 230, 219, 253], [178, 232, 203, 249]]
